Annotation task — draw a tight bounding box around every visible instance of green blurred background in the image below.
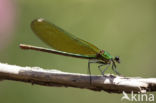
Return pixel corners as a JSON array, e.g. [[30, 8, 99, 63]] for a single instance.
[[0, 0, 155, 103]]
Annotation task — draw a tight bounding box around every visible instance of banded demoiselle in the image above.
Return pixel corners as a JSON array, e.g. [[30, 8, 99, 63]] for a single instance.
[[20, 18, 121, 83]]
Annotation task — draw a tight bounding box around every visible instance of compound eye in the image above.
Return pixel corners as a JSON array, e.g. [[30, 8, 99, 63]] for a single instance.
[[115, 56, 120, 63]]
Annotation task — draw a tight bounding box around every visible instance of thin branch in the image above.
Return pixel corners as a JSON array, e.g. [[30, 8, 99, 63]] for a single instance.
[[0, 62, 156, 93]]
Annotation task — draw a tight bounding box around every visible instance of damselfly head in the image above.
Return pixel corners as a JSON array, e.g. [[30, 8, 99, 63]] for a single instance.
[[114, 56, 120, 63]]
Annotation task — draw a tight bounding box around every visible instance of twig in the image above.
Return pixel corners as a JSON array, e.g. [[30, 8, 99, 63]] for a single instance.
[[0, 62, 156, 93]]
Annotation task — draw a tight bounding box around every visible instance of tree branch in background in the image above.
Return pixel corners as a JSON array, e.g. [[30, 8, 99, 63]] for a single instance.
[[0, 62, 156, 93]]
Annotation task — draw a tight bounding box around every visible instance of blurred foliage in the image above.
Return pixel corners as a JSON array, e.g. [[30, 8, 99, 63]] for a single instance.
[[0, 0, 156, 103]]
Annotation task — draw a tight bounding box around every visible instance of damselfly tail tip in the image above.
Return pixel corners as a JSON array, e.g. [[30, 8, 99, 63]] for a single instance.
[[19, 44, 31, 49]]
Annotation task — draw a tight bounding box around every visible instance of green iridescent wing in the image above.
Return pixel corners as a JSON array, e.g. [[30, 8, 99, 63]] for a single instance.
[[31, 18, 100, 56]]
